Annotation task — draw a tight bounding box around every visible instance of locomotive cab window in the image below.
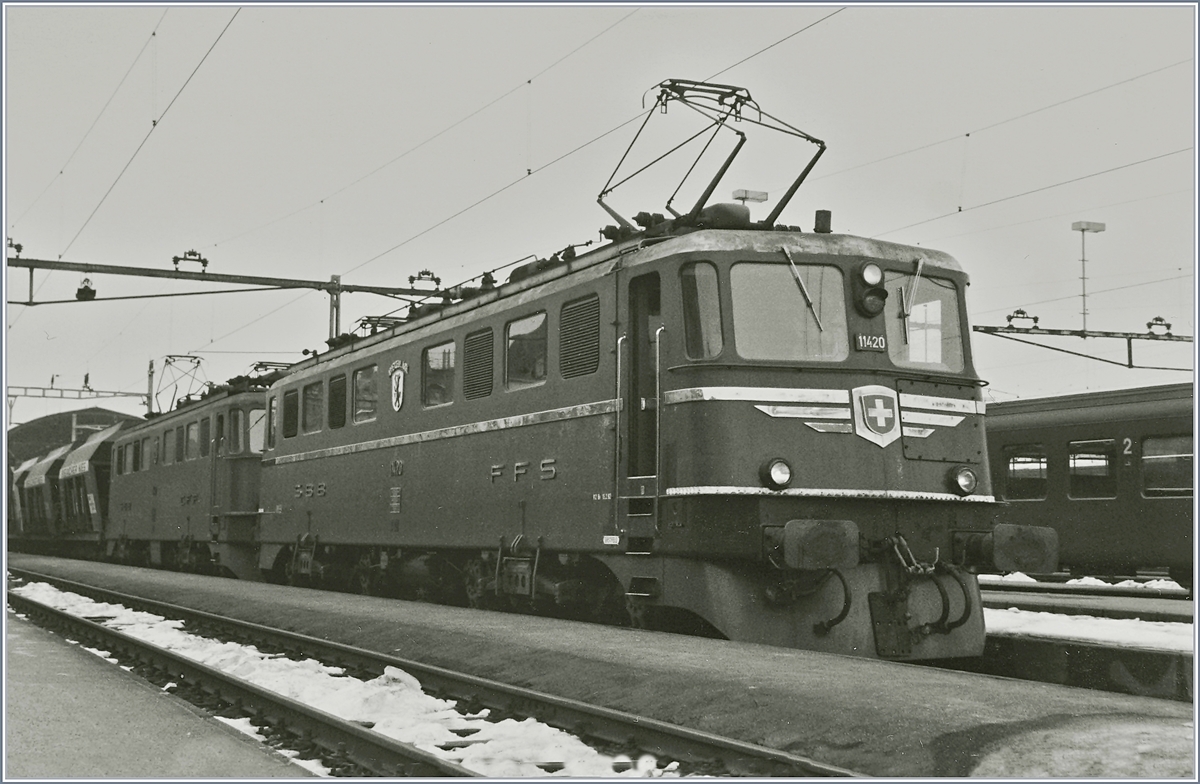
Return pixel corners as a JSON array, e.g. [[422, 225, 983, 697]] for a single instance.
[[282, 390, 299, 438], [423, 340, 456, 406], [506, 313, 547, 390], [1142, 434, 1193, 498], [883, 269, 964, 373], [229, 409, 244, 454], [267, 396, 278, 448], [329, 374, 347, 429], [730, 262, 848, 361], [302, 382, 323, 433], [1068, 439, 1117, 499], [248, 408, 267, 452], [352, 365, 378, 422], [1002, 445, 1048, 500], [681, 261, 723, 359]]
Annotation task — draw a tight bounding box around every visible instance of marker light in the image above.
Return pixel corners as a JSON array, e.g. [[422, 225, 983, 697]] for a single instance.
[[760, 458, 793, 490]]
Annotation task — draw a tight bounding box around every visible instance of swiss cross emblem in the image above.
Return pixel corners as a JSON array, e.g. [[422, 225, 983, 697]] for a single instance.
[[852, 385, 900, 447]]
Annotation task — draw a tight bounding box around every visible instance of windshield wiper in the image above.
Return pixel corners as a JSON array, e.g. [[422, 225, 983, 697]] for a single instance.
[[899, 257, 925, 344], [780, 246, 823, 332]]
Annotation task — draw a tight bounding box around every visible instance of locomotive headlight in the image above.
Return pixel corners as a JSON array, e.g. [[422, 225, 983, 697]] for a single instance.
[[949, 465, 978, 496], [853, 262, 888, 317], [760, 458, 793, 490]]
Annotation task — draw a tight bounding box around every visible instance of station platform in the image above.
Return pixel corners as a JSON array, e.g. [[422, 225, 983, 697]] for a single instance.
[[4, 611, 308, 778]]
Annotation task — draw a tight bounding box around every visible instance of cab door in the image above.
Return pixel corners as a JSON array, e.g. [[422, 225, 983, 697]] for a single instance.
[[615, 270, 662, 545]]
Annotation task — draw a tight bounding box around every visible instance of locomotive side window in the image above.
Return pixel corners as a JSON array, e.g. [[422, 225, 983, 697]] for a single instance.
[[163, 429, 176, 465], [883, 270, 964, 372], [142, 437, 152, 469], [329, 374, 347, 429], [115, 445, 125, 475], [463, 329, 494, 399], [352, 365, 378, 423], [199, 418, 211, 457], [423, 341, 456, 406], [185, 422, 200, 461], [561, 294, 600, 378], [175, 426, 185, 463], [1142, 435, 1193, 497], [282, 390, 299, 438], [230, 409, 244, 454], [1002, 445, 1048, 500], [302, 382, 323, 433], [131, 440, 141, 472], [1068, 439, 1117, 499], [266, 396, 278, 448], [215, 414, 226, 455], [506, 313, 547, 390], [681, 261, 723, 359], [248, 408, 267, 452], [730, 262, 848, 361]]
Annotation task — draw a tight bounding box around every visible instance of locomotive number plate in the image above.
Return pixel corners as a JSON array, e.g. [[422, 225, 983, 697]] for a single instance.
[[855, 334, 887, 352]]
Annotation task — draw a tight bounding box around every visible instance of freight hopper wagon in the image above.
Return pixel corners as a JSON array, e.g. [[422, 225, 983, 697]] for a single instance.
[[254, 80, 1058, 662]]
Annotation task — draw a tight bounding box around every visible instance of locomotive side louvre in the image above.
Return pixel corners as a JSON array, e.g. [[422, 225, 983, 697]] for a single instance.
[[986, 383, 1194, 585], [107, 389, 268, 576]]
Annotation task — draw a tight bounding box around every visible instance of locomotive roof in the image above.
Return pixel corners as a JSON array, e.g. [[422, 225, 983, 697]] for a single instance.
[[117, 387, 265, 439], [278, 225, 966, 386]]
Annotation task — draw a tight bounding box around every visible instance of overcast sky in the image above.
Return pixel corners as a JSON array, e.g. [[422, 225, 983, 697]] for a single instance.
[[4, 3, 1196, 425]]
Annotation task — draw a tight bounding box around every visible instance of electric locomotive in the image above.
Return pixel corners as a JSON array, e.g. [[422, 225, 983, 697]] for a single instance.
[[986, 383, 1193, 587], [252, 80, 1058, 661]]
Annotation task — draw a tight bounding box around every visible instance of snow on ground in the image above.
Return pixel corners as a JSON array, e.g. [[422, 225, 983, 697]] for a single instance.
[[978, 573, 1194, 653], [9, 580, 678, 777]]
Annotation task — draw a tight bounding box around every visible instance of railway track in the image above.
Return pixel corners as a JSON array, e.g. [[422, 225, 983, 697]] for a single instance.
[[7, 567, 860, 777]]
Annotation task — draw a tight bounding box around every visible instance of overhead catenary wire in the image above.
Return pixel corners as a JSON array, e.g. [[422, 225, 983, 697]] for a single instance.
[[190, 13, 843, 351], [57, 8, 242, 260], [873, 147, 1193, 238], [205, 8, 642, 252]]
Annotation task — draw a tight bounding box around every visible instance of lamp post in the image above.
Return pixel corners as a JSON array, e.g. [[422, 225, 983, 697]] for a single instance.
[[1071, 221, 1105, 334]]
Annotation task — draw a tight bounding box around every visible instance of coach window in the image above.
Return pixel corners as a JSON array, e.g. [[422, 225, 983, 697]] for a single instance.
[[163, 429, 176, 465], [302, 382, 323, 433], [681, 262, 723, 359], [731, 262, 848, 361], [352, 365, 378, 422], [283, 390, 299, 438], [423, 340, 456, 406], [1002, 445, 1047, 500], [199, 418, 211, 457], [229, 409, 244, 454], [1068, 439, 1117, 499], [329, 374, 347, 429], [1142, 435, 1193, 498], [506, 313, 547, 390], [185, 422, 200, 461], [883, 270, 965, 373], [248, 408, 267, 452], [266, 396, 278, 449]]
